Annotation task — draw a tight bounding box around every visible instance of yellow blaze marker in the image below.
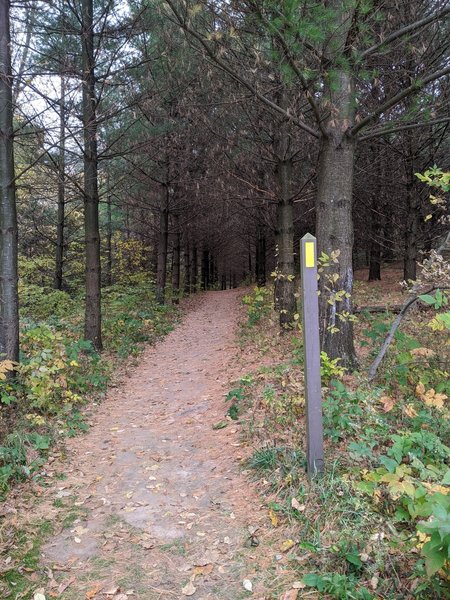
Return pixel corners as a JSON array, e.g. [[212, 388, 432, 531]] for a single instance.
[[304, 241, 315, 268]]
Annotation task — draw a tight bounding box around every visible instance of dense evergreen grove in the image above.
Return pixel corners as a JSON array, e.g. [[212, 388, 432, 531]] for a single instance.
[[0, 1, 449, 598], [0, 0, 448, 368]]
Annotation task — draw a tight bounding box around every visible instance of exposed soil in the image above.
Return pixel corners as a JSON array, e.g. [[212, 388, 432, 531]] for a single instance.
[[14, 290, 277, 599]]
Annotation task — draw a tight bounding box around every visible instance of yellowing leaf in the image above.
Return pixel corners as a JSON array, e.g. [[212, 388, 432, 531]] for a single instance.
[[280, 539, 296, 552], [423, 389, 447, 409], [404, 404, 417, 418], [416, 382, 425, 397], [268, 508, 279, 527]]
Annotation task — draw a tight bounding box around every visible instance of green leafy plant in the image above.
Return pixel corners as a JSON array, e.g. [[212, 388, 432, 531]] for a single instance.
[[418, 498, 450, 576], [242, 286, 271, 325], [320, 351, 347, 384]]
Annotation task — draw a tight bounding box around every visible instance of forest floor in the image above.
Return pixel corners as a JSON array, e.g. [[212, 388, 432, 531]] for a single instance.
[[2, 268, 448, 600], [2, 289, 285, 600]]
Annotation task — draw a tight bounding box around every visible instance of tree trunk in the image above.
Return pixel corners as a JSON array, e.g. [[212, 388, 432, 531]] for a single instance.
[[201, 248, 209, 290], [106, 187, 112, 286], [404, 174, 419, 281], [256, 230, 266, 287], [273, 86, 295, 327], [172, 213, 180, 302], [316, 129, 357, 368], [368, 167, 383, 281], [183, 239, 190, 294], [54, 75, 66, 290], [191, 245, 197, 290], [0, 0, 19, 362], [82, 0, 102, 350], [315, 1, 358, 369], [156, 192, 169, 304]]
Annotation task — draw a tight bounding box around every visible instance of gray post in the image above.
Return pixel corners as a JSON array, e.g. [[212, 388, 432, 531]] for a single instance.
[[300, 234, 324, 475]]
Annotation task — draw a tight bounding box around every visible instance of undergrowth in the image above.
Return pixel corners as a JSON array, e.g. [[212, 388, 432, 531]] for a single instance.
[[231, 284, 449, 599], [0, 272, 178, 497]]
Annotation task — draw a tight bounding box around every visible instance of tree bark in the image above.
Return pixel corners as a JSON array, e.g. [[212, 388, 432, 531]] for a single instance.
[[0, 0, 19, 362], [183, 239, 190, 294], [316, 70, 357, 368], [82, 0, 102, 350], [172, 213, 180, 302], [201, 248, 209, 290], [273, 87, 295, 327], [368, 152, 383, 281], [404, 171, 419, 281], [256, 230, 266, 287], [191, 245, 197, 290], [106, 185, 113, 286], [54, 75, 66, 290], [155, 191, 169, 304], [315, 0, 358, 368]]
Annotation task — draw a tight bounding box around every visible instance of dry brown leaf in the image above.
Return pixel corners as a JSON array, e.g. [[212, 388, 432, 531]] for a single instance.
[[416, 382, 425, 397], [57, 577, 75, 594], [181, 581, 196, 596], [291, 498, 305, 511], [410, 347, 434, 358], [405, 404, 417, 418], [379, 395, 395, 412], [292, 581, 306, 589], [280, 590, 298, 600], [192, 563, 213, 578], [423, 389, 447, 409], [86, 583, 103, 599], [104, 586, 120, 595]]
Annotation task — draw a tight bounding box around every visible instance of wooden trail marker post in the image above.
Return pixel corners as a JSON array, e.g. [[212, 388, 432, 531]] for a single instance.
[[300, 233, 324, 475]]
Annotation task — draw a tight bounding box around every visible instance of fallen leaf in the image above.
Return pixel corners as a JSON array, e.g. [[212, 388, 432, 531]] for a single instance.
[[243, 579, 253, 592], [291, 498, 305, 512], [33, 592, 46, 600], [192, 563, 213, 578], [379, 395, 395, 412], [280, 539, 296, 553], [292, 581, 306, 589], [415, 382, 425, 397], [423, 389, 447, 409], [181, 581, 196, 596], [57, 577, 75, 594], [212, 420, 228, 430], [86, 583, 103, 599], [104, 586, 120, 595], [360, 552, 369, 562], [404, 404, 417, 418], [280, 590, 298, 600], [268, 508, 279, 527]]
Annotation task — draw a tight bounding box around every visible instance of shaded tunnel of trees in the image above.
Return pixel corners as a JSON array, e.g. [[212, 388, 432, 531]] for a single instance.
[[1, 0, 449, 369]]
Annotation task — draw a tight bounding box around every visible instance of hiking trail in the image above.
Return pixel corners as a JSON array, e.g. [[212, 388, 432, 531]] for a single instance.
[[37, 290, 271, 599]]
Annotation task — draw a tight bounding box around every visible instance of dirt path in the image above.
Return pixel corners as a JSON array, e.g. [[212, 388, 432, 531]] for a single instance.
[[38, 290, 269, 599]]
